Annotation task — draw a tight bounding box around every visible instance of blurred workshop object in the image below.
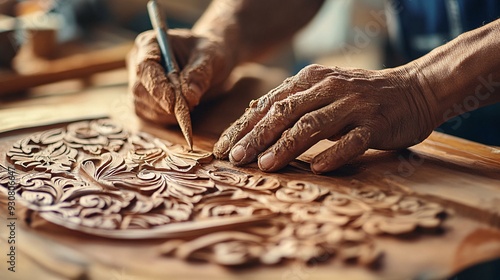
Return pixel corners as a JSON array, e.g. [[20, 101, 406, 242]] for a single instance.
[[0, 0, 136, 96], [0, 14, 16, 67]]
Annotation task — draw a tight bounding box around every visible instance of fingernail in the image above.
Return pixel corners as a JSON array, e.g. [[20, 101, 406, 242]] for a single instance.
[[258, 152, 275, 170], [230, 145, 246, 163], [312, 161, 327, 174]]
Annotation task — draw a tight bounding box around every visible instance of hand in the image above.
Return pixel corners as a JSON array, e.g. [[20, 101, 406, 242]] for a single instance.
[[127, 29, 236, 125], [213, 64, 438, 173]]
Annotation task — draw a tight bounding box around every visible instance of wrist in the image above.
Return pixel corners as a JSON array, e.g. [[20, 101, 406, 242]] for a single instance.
[[402, 19, 500, 126], [399, 61, 444, 128], [386, 65, 441, 139], [192, 0, 243, 66]]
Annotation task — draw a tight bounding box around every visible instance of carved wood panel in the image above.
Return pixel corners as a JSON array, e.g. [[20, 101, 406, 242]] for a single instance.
[[0, 119, 447, 267]]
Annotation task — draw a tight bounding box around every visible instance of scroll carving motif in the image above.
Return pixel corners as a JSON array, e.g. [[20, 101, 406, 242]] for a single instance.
[[0, 119, 448, 267]]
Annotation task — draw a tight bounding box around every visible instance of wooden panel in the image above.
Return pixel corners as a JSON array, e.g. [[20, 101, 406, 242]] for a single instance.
[[0, 64, 499, 280]]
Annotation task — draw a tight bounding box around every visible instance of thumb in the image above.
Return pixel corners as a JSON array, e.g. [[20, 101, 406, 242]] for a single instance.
[[311, 127, 371, 174]]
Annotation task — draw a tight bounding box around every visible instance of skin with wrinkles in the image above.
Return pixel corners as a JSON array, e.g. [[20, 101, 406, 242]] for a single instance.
[[127, 0, 324, 125], [213, 66, 432, 173], [129, 0, 500, 173], [213, 19, 500, 173], [127, 29, 232, 125]]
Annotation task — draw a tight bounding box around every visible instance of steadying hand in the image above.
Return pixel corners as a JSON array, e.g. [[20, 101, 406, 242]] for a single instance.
[[214, 18, 500, 173], [213, 65, 436, 174], [127, 1, 499, 173]]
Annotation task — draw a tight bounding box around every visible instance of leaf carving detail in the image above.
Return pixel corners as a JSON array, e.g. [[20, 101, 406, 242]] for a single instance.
[[0, 119, 449, 268]]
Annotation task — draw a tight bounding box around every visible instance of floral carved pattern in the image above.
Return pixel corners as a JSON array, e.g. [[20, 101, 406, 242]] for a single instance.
[[0, 119, 448, 267]]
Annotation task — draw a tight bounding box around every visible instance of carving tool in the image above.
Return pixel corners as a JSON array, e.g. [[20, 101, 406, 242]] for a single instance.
[[147, 0, 193, 150]]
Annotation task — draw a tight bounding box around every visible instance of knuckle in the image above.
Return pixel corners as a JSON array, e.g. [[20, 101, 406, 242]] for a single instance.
[[278, 128, 297, 150], [256, 87, 298, 115], [270, 99, 295, 118], [301, 64, 330, 77], [282, 76, 295, 85], [134, 34, 146, 46], [260, 86, 283, 107], [248, 99, 259, 109], [323, 75, 347, 92], [269, 101, 284, 116], [135, 30, 155, 46], [297, 112, 324, 133], [356, 127, 371, 142], [256, 95, 273, 113], [295, 64, 334, 86], [302, 64, 325, 74], [329, 65, 342, 73]]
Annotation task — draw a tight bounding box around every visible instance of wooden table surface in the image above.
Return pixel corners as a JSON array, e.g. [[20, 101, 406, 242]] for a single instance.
[[0, 65, 499, 280]]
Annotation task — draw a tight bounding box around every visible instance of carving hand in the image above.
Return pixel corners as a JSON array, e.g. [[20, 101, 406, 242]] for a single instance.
[[127, 29, 235, 125], [213, 64, 437, 173]]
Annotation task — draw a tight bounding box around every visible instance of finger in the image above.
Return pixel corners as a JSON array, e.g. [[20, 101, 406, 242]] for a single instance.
[[134, 31, 176, 114], [137, 60, 176, 114], [213, 64, 332, 159], [228, 81, 340, 166], [310, 127, 371, 174], [212, 79, 301, 159], [133, 83, 177, 125], [255, 98, 355, 172]]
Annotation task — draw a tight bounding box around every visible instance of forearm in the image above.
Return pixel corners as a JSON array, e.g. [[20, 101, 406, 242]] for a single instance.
[[404, 19, 500, 127], [192, 0, 325, 63]]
